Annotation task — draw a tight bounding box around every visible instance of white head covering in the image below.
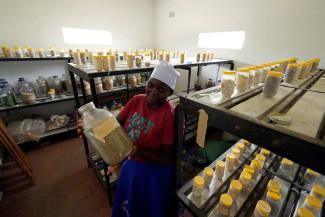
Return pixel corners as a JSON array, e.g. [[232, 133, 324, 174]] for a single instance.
[[150, 61, 180, 90]]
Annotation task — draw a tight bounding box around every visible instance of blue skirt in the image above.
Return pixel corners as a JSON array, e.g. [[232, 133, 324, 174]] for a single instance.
[[112, 160, 173, 217]]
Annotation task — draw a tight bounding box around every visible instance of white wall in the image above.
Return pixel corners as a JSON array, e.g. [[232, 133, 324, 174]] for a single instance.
[[0, 0, 154, 50], [154, 0, 325, 89]]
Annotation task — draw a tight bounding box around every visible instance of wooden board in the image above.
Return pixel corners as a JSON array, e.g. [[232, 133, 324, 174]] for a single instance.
[[310, 77, 325, 92], [231, 86, 293, 118]]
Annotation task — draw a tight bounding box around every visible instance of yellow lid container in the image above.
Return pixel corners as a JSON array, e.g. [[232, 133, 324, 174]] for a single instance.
[[193, 176, 204, 188], [237, 68, 250, 72], [256, 200, 271, 217], [220, 193, 233, 207], [204, 167, 214, 177], [297, 207, 315, 217], [250, 159, 262, 169], [267, 189, 282, 201], [223, 71, 236, 75], [216, 160, 225, 168], [306, 195, 322, 209], [230, 180, 243, 192], [232, 147, 240, 155], [312, 185, 325, 197], [260, 148, 271, 157], [267, 179, 281, 192], [227, 153, 235, 161], [255, 154, 266, 162], [281, 158, 293, 166], [306, 169, 320, 177], [243, 165, 255, 175], [287, 63, 299, 68], [267, 71, 284, 78], [240, 171, 252, 181], [236, 143, 245, 152]]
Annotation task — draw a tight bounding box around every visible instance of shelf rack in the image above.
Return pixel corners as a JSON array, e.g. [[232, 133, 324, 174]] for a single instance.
[[68, 58, 234, 208], [174, 69, 325, 216], [0, 56, 73, 62]]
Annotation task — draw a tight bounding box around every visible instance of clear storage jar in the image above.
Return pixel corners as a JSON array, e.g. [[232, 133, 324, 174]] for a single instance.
[[215, 160, 225, 180], [206, 53, 211, 61], [253, 200, 271, 217], [248, 66, 258, 88], [254, 65, 263, 86], [239, 171, 252, 190], [94, 56, 104, 71], [20, 83, 36, 104], [218, 193, 233, 217], [243, 165, 255, 177], [225, 153, 236, 173], [255, 154, 266, 167], [78, 102, 133, 165], [236, 68, 249, 92], [265, 189, 282, 216], [73, 52, 82, 65], [298, 62, 308, 79], [310, 185, 325, 202], [284, 63, 299, 83], [95, 78, 103, 93], [2, 46, 13, 58], [236, 143, 245, 154], [37, 48, 45, 58], [49, 48, 56, 56], [13, 47, 23, 58], [165, 53, 170, 62], [201, 52, 207, 62], [180, 53, 185, 64], [220, 71, 235, 98], [295, 207, 315, 217], [83, 81, 91, 95], [260, 148, 271, 159], [129, 75, 137, 87], [210, 52, 214, 61], [143, 54, 151, 67], [102, 56, 110, 71], [250, 159, 262, 179], [50, 76, 63, 94], [127, 55, 134, 68], [267, 179, 282, 193], [80, 52, 87, 64], [232, 147, 241, 165], [304, 61, 313, 77], [263, 71, 283, 98], [196, 53, 201, 62], [227, 180, 242, 200], [303, 169, 320, 186], [102, 77, 114, 90], [203, 167, 214, 187], [278, 158, 294, 178], [192, 176, 204, 197], [35, 76, 48, 98], [27, 48, 35, 58], [135, 56, 142, 67], [302, 195, 322, 216], [311, 58, 320, 71], [261, 64, 271, 83], [109, 55, 116, 70]]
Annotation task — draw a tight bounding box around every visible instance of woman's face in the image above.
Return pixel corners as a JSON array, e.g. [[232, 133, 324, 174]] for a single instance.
[[146, 78, 172, 106]]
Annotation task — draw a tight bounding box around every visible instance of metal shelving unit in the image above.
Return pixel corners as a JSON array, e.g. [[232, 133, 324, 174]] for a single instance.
[[174, 69, 325, 216]]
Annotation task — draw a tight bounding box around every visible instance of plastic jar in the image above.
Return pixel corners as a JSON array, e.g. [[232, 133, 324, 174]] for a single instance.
[[20, 83, 36, 104], [203, 167, 214, 187], [311, 58, 320, 71], [210, 52, 214, 61], [254, 65, 263, 86], [83, 81, 91, 95], [129, 75, 137, 87], [304, 61, 313, 77], [261, 64, 271, 82], [255, 154, 266, 167], [95, 78, 103, 93], [284, 63, 299, 83], [248, 66, 257, 88], [165, 53, 170, 62], [263, 71, 283, 98], [102, 77, 114, 90], [243, 165, 255, 177], [143, 54, 151, 67], [201, 52, 207, 62], [225, 153, 236, 173], [192, 176, 204, 197], [232, 147, 241, 165], [80, 52, 87, 64], [289, 57, 298, 64], [310, 185, 325, 202], [227, 180, 242, 200], [250, 160, 262, 178], [220, 71, 235, 98], [260, 148, 271, 159], [27, 48, 35, 58], [298, 62, 309, 79], [118, 75, 126, 86], [13, 47, 23, 58], [302, 195, 322, 215], [265, 189, 282, 215], [50, 76, 63, 94], [49, 48, 56, 57], [239, 171, 252, 190], [35, 76, 48, 97], [109, 55, 116, 70], [253, 200, 271, 217], [218, 193, 233, 217], [196, 53, 201, 62], [93, 56, 103, 71], [278, 158, 294, 177], [73, 52, 82, 65], [295, 207, 315, 217], [215, 160, 225, 180], [236, 68, 249, 92], [127, 55, 134, 68], [102, 56, 110, 71], [303, 169, 320, 186], [267, 179, 281, 193], [236, 143, 245, 154], [180, 53, 185, 64]]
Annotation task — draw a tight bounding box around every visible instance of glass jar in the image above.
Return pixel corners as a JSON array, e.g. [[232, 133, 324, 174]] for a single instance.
[[102, 77, 114, 91], [95, 78, 103, 93], [20, 83, 36, 104], [232, 147, 241, 165], [143, 54, 151, 67], [127, 55, 134, 68], [263, 71, 283, 98], [203, 167, 214, 187], [236, 68, 249, 92], [135, 56, 142, 67], [27, 48, 35, 58], [284, 63, 298, 83], [218, 193, 233, 217], [253, 200, 271, 217], [13, 47, 23, 58], [180, 53, 185, 64], [118, 75, 126, 86], [227, 180, 242, 200], [295, 207, 315, 217], [303, 169, 320, 186], [311, 58, 320, 71], [102, 56, 110, 71], [225, 153, 235, 173], [265, 189, 282, 216], [255, 154, 266, 167], [215, 160, 225, 180], [35, 76, 48, 98], [310, 185, 325, 202], [302, 195, 322, 216], [78, 102, 133, 165], [37, 48, 45, 58], [129, 75, 137, 87], [192, 176, 204, 197], [239, 171, 252, 190], [278, 158, 294, 179], [50, 76, 63, 94], [201, 52, 207, 62], [109, 55, 116, 70], [196, 53, 201, 62], [220, 71, 235, 98]]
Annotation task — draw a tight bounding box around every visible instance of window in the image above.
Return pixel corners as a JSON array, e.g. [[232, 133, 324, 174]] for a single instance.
[[198, 31, 245, 50], [62, 27, 112, 45]]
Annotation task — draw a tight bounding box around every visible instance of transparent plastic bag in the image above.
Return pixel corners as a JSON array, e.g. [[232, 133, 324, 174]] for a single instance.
[[8, 118, 46, 142]]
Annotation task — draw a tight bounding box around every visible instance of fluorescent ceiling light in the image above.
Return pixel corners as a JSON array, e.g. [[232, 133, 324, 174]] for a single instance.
[[198, 31, 245, 50], [62, 27, 112, 45]]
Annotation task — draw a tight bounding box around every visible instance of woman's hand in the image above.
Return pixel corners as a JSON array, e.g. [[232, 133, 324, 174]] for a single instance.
[[77, 116, 84, 138]]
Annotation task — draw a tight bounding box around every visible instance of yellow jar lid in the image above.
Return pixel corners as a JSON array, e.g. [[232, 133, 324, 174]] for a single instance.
[[264, 63, 272, 67], [220, 193, 233, 207], [248, 66, 257, 70], [256, 200, 271, 216], [223, 71, 236, 75], [267, 71, 284, 78], [281, 158, 293, 166], [306, 195, 322, 209], [237, 68, 250, 72], [236, 143, 245, 151], [267, 189, 282, 201], [241, 139, 249, 145], [243, 165, 255, 175], [232, 147, 240, 155], [230, 180, 242, 192], [193, 176, 204, 188], [312, 185, 325, 197], [94, 55, 102, 59], [288, 63, 298, 68], [250, 159, 262, 169], [306, 169, 320, 177], [216, 160, 225, 168], [227, 153, 235, 161], [267, 179, 281, 191], [240, 171, 252, 181], [313, 58, 320, 63], [255, 154, 266, 162], [204, 167, 214, 177], [297, 207, 315, 217], [260, 148, 270, 156]]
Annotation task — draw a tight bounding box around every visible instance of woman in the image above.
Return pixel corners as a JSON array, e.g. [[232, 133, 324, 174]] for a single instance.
[[79, 61, 180, 217]]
